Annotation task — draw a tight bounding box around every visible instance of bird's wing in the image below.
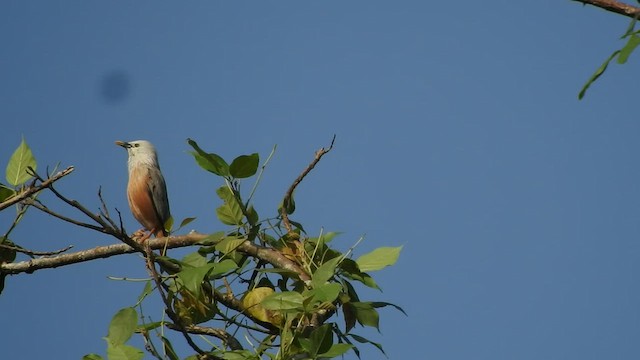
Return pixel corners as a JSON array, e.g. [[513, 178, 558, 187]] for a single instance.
[[147, 166, 171, 233]]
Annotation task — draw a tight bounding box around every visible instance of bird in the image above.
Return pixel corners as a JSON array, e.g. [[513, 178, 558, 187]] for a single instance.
[[116, 140, 171, 239]]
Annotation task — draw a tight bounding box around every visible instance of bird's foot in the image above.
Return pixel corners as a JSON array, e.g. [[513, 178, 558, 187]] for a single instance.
[[132, 229, 152, 242]]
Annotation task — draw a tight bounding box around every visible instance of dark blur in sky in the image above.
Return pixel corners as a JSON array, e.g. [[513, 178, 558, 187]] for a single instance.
[[1, 2, 640, 359]]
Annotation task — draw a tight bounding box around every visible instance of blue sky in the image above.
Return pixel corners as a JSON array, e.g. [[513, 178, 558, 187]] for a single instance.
[[2, 1, 640, 359]]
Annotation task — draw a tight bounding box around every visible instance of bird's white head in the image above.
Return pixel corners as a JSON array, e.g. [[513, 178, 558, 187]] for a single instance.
[[115, 140, 160, 170]]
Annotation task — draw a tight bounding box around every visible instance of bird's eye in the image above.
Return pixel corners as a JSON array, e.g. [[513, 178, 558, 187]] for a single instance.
[[134, 143, 140, 147]]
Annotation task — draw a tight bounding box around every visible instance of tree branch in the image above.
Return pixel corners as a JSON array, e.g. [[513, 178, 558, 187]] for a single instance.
[[0, 166, 74, 211], [0, 243, 73, 257], [280, 135, 336, 234], [0, 234, 205, 275], [238, 240, 311, 282], [572, 0, 640, 18], [1, 232, 311, 281]]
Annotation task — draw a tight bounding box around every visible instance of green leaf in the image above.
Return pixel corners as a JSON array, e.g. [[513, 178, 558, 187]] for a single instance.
[[309, 231, 341, 248], [0, 184, 15, 202], [207, 259, 238, 279], [257, 267, 300, 278], [349, 333, 386, 356], [177, 263, 216, 296], [161, 336, 179, 360], [349, 302, 380, 330], [229, 153, 259, 178], [82, 354, 103, 360], [173, 259, 237, 295], [618, 34, 640, 64], [371, 301, 408, 316], [181, 251, 208, 267], [312, 256, 342, 288], [137, 321, 162, 332], [281, 193, 296, 215], [106, 343, 144, 360], [163, 216, 173, 234], [179, 217, 196, 228], [136, 280, 153, 304], [6, 137, 36, 186], [261, 291, 304, 312], [246, 205, 259, 226], [218, 350, 261, 360], [339, 258, 380, 290], [356, 246, 402, 272], [198, 231, 226, 246], [342, 279, 360, 302], [187, 138, 229, 176], [242, 287, 281, 325], [321, 232, 340, 243], [342, 300, 357, 333], [216, 186, 244, 225], [621, 15, 638, 38], [301, 324, 333, 356], [578, 50, 620, 100], [307, 283, 342, 305], [215, 236, 246, 255], [319, 343, 353, 358], [0, 239, 17, 264], [289, 219, 305, 233], [154, 256, 182, 274], [106, 307, 138, 346]]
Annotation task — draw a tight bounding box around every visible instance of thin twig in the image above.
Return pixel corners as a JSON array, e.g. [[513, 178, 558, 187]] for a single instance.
[[246, 144, 277, 208], [140, 330, 163, 360], [280, 135, 336, 233], [2, 205, 29, 244], [25, 199, 105, 233], [0, 243, 73, 257], [0, 166, 74, 211], [166, 324, 244, 351], [572, 0, 640, 19], [29, 168, 112, 230], [214, 306, 275, 335], [98, 187, 119, 230]]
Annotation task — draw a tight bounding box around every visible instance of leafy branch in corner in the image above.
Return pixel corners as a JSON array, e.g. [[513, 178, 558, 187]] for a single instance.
[[573, 0, 640, 99]]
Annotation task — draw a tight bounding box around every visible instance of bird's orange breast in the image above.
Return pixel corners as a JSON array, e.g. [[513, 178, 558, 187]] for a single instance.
[[127, 166, 164, 234]]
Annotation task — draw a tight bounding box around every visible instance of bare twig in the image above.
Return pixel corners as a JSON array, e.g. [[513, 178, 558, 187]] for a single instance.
[[98, 187, 119, 230], [215, 305, 275, 335], [245, 144, 277, 207], [2, 205, 29, 243], [166, 323, 243, 351], [29, 168, 112, 231], [25, 199, 105, 233], [0, 166, 74, 211], [572, 0, 640, 18], [0, 243, 73, 257], [280, 135, 336, 233]]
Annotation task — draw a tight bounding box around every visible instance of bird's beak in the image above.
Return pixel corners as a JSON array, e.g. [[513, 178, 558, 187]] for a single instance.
[[115, 140, 130, 148]]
